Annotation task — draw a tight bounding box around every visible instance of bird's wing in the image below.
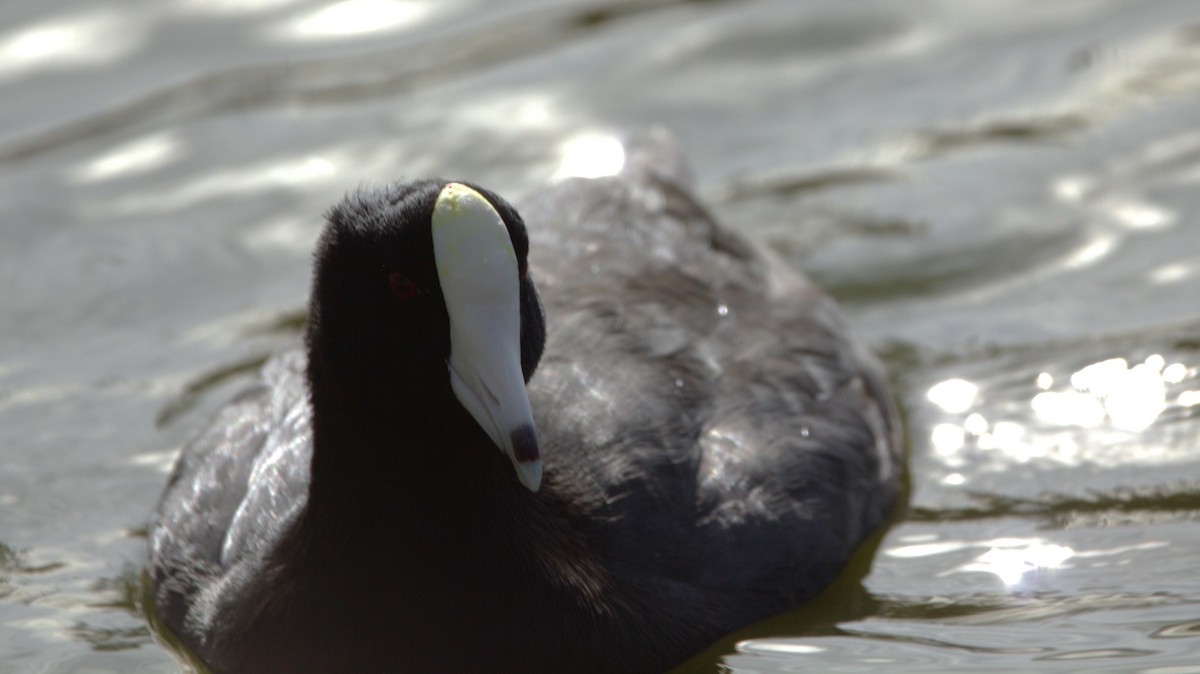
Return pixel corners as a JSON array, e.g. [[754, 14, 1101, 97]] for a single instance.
[[149, 349, 311, 627]]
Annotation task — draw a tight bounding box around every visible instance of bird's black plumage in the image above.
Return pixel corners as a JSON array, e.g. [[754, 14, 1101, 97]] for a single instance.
[[149, 135, 903, 673]]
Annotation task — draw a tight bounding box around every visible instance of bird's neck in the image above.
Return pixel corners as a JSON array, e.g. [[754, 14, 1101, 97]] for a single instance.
[[303, 376, 514, 523], [290, 377, 643, 651]]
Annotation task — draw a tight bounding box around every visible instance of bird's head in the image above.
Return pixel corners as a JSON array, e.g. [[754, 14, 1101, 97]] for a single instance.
[[307, 180, 545, 491]]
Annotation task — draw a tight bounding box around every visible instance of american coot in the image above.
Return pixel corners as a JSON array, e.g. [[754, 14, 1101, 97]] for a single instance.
[[149, 135, 903, 673]]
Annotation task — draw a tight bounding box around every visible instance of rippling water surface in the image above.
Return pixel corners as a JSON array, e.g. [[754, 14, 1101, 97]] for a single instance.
[[2, 0, 1199, 672]]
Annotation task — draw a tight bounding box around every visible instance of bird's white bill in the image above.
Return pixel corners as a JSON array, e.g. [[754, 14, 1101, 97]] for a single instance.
[[432, 182, 541, 492]]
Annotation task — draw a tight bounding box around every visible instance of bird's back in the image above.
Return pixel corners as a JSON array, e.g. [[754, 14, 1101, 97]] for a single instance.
[[522, 160, 901, 625]]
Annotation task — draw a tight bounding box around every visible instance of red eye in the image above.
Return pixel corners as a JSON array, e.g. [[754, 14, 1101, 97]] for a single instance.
[[389, 271, 419, 301]]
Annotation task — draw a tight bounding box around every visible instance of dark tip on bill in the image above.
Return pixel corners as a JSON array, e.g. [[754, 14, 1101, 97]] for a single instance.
[[510, 424, 540, 463]]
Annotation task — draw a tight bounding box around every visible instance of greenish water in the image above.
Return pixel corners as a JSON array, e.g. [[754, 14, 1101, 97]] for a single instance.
[[2, 0, 1199, 671]]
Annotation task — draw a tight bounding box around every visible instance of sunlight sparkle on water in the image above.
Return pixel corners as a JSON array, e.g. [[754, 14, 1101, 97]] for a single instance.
[[106, 154, 339, 214], [1107, 198, 1175, 229], [553, 133, 626, 180], [1025, 355, 1178, 432], [963, 413, 988, 435], [1163, 362, 1189, 384], [1052, 175, 1092, 201], [177, 0, 302, 15], [931, 423, 965, 457], [1150, 261, 1197, 284], [1031, 389, 1105, 428], [978, 420, 1025, 452], [1054, 355, 1170, 432], [926, 354, 1194, 473], [958, 540, 1075, 590], [736, 640, 825, 656], [926, 378, 978, 414], [1063, 234, 1115, 269], [1036, 372, 1053, 389], [0, 11, 135, 77], [73, 133, 181, 183], [278, 0, 427, 40], [886, 541, 969, 558]]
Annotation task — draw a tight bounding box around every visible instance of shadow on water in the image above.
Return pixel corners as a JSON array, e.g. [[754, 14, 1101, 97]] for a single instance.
[[0, 542, 67, 580], [910, 481, 1200, 528], [155, 307, 306, 428], [154, 355, 270, 429], [0, 542, 68, 616], [907, 114, 1090, 160], [711, 166, 900, 203], [71, 566, 154, 653], [873, 590, 1191, 627]]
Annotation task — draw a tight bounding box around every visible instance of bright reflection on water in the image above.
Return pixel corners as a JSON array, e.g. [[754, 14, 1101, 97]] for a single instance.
[[176, 0, 303, 15], [105, 153, 340, 215], [1041, 356, 1170, 432], [276, 0, 428, 40], [1061, 233, 1116, 270], [886, 535, 1177, 593], [0, 10, 136, 77], [926, 378, 978, 414], [1106, 198, 1174, 230], [956, 540, 1075, 591], [71, 133, 182, 184], [926, 354, 1198, 479], [552, 133, 626, 180], [736, 641, 824, 656], [1150, 261, 1198, 284]]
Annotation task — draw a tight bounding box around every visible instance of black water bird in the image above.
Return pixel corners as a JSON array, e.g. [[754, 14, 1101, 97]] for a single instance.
[[149, 135, 903, 673]]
